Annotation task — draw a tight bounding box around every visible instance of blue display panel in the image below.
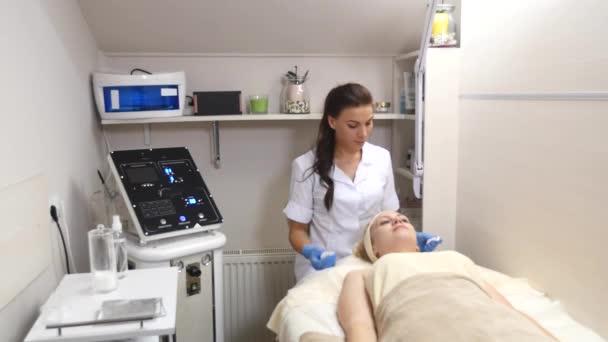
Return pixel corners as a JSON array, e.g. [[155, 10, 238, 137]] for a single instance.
[[103, 85, 179, 112]]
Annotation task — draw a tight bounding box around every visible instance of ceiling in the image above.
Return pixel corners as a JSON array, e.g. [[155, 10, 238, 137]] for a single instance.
[[78, 0, 428, 55]]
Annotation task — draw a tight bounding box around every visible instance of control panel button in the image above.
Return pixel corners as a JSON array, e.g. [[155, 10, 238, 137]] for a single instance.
[[186, 264, 201, 277], [198, 213, 205, 219], [160, 218, 167, 225]]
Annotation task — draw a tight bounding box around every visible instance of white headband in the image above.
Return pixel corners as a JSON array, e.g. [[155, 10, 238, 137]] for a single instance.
[[363, 211, 385, 263]]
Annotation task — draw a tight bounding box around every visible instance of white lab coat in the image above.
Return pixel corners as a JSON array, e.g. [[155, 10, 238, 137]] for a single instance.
[[284, 142, 399, 282]]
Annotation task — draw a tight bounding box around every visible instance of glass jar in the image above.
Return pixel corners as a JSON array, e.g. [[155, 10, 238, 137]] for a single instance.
[[249, 95, 269, 114], [88, 225, 117, 293], [281, 78, 310, 114], [373, 102, 392, 113], [431, 3, 458, 47]]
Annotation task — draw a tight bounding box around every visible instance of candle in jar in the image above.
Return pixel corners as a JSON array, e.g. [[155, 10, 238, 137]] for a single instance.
[[250, 95, 268, 114], [432, 12, 449, 35]]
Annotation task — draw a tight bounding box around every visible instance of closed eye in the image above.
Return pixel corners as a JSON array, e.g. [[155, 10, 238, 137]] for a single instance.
[[398, 215, 410, 223]]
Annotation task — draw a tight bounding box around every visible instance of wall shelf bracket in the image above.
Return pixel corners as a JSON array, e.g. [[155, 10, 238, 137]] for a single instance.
[[212, 121, 221, 169]]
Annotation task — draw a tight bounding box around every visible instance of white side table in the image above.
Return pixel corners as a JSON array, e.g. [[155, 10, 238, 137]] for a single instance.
[[24, 267, 178, 342]]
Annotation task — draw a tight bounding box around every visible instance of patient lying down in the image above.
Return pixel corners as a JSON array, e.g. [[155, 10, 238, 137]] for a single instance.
[[323, 211, 557, 342]]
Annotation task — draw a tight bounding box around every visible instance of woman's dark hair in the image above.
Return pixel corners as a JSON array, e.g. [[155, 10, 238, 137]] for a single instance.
[[311, 83, 373, 211]]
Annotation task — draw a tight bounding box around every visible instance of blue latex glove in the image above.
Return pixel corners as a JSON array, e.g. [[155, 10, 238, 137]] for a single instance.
[[302, 244, 336, 270], [416, 232, 443, 252]]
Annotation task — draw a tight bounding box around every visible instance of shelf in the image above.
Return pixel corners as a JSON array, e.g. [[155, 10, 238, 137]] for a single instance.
[[395, 50, 420, 62], [394, 167, 416, 180], [101, 113, 414, 125], [100, 113, 414, 170]]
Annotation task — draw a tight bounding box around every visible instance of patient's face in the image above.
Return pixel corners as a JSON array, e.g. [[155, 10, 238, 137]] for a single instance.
[[371, 211, 418, 258]]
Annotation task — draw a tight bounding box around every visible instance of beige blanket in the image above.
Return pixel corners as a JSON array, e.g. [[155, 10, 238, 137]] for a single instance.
[[375, 273, 553, 342], [301, 273, 553, 342]]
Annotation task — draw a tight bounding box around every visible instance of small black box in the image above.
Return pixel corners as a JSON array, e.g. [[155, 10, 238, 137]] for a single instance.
[[193, 91, 242, 115]]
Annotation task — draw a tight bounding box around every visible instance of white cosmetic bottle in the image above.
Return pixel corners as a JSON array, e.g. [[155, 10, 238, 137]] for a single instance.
[[112, 215, 128, 278]]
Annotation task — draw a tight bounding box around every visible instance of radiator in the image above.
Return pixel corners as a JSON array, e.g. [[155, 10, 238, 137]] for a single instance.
[[223, 248, 296, 342]]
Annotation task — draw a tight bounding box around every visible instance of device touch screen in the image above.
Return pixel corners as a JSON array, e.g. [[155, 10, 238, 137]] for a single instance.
[[125, 165, 159, 183]]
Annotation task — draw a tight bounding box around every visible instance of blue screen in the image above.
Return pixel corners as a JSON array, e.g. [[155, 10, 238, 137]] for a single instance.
[[103, 85, 179, 113]]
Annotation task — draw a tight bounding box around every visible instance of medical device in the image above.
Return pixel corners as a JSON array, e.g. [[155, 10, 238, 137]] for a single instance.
[[93, 71, 186, 120], [106, 147, 226, 341], [108, 147, 223, 244]]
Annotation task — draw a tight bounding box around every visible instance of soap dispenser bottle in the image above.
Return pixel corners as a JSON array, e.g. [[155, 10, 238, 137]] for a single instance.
[[112, 215, 128, 278]]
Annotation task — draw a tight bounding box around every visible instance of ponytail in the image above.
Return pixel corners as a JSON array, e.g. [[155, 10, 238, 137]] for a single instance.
[[311, 83, 372, 210]]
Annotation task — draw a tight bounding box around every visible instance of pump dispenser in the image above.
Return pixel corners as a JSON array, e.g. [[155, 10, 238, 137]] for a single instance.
[[112, 215, 128, 278]]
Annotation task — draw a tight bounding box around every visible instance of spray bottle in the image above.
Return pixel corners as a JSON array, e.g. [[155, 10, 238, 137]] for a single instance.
[[112, 215, 128, 278]]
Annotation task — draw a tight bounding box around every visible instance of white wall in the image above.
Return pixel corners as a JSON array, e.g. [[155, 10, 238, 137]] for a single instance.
[[78, 0, 426, 55], [0, 1, 103, 341], [101, 55, 398, 250], [456, 0, 608, 337], [99, 55, 395, 115], [422, 48, 461, 250]]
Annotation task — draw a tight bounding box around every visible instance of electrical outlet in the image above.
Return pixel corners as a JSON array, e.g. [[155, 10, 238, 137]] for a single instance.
[[48, 195, 65, 220], [48, 194, 76, 273], [49, 196, 63, 217]]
